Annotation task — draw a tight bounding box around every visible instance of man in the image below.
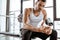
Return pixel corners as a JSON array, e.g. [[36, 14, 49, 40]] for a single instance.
[[18, 0, 57, 40]]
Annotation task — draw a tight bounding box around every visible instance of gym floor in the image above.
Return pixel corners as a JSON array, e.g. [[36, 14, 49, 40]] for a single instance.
[[0, 34, 60, 40]]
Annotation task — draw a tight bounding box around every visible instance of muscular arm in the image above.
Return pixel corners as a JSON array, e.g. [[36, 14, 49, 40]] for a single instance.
[[41, 9, 47, 26], [23, 8, 40, 32], [42, 9, 52, 35]]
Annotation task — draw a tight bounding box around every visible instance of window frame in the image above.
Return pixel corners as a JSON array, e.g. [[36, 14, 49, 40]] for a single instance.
[[54, 0, 60, 21]]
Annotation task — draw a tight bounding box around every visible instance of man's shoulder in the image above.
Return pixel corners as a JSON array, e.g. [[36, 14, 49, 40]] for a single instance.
[[42, 9, 47, 15], [25, 8, 33, 11], [42, 8, 46, 11], [24, 8, 33, 16]]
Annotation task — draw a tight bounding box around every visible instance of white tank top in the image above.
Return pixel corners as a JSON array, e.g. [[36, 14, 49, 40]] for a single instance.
[[29, 11, 44, 27]]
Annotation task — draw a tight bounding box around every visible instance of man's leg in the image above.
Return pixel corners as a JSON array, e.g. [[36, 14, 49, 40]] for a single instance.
[[40, 29, 57, 40], [36, 29, 57, 40], [22, 29, 32, 40], [50, 30, 57, 40], [22, 29, 57, 40], [31, 31, 50, 40], [38, 32, 49, 40]]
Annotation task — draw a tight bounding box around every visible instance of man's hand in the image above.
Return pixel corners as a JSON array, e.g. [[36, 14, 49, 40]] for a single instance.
[[38, 26, 52, 35], [43, 27, 52, 35], [39, 26, 45, 32]]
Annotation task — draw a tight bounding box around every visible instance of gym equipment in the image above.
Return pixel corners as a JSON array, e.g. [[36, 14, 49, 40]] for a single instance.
[[45, 18, 53, 26]]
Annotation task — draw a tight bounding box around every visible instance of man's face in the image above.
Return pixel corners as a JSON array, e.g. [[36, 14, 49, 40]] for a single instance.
[[40, 2, 46, 7], [36, 1, 46, 9]]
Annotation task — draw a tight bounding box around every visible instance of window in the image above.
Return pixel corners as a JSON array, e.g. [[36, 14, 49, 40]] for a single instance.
[[0, 0, 7, 32], [54, 0, 60, 20], [9, 0, 20, 34], [54, 0, 60, 38]]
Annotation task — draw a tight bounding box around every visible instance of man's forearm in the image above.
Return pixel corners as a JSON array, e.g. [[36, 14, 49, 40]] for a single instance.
[[24, 23, 40, 32]]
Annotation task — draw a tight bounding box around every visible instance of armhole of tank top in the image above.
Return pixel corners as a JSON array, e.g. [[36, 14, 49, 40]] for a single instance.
[[41, 10, 45, 20], [27, 8, 32, 18], [41, 10, 44, 16], [29, 8, 33, 16]]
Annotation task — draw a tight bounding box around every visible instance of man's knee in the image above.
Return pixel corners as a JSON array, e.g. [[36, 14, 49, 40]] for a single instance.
[[51, 29, 57, 36], [49, 30, 57, 40]]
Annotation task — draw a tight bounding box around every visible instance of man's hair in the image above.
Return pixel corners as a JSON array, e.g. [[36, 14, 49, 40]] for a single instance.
[[38, 0, 46, 2]]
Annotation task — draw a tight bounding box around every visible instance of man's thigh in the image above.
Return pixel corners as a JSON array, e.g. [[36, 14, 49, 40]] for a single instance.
[[31, 31, 50, 39]]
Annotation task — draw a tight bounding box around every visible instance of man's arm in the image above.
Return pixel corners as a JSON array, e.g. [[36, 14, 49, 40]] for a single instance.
[[23, 8, 41, 32], [42, 9, 52, 35], [41, 9, 47, 26]]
